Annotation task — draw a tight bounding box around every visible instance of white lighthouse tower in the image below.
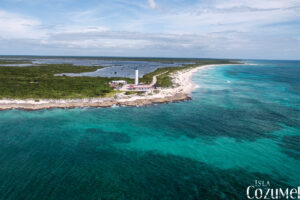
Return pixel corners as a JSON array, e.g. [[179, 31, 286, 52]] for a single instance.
[[135, 67, 139, 85]]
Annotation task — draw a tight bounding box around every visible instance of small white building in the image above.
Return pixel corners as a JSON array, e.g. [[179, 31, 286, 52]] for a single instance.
[[110, 80, 127, 90], [112, 68, 154, 91], [111, 80, 127, 85]]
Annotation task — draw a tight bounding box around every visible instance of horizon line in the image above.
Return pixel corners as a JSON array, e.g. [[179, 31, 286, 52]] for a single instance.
[[0, 54, 299, 61]]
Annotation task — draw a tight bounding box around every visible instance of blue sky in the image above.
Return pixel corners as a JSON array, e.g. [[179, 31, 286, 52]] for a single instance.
[[0, 0, 299, 59]]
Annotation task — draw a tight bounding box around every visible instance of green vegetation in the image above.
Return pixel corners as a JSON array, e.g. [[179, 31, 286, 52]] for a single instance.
[[140, 59, 239, 87], [124, 91, 139, 95], [0, 60, 33, 65], [153, 89, 160, 94], [0, 58, 239, 99], [0, 56, 239, 64], [0, 64, 132, 99]]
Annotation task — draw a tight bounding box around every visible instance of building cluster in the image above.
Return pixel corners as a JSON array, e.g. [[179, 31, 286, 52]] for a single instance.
[[110, 68, 154, 91]]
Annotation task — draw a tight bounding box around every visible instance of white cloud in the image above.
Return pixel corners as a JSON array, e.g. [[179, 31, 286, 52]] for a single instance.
[[149, 0, 299, 38], [215, 0, 298, 10], [148, 0, 157, 9], [55, 26, 108, 34], [0, 10, 46, 39], [0, 0, 299, 59], [32, 29, 245, 52]]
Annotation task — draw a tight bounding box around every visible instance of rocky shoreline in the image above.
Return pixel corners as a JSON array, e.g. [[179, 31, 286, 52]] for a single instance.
[[0, 93, 191, 110], [0, 64, 219, 110]]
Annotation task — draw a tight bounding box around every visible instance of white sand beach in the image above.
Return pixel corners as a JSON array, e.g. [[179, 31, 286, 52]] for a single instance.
[[0, 64, 219, 110]]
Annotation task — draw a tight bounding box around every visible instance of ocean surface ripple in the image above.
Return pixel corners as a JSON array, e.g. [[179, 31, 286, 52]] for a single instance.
[[0, 60, 299, 200]]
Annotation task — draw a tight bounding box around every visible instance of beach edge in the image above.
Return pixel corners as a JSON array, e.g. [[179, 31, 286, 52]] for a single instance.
[[0, 64, 234, 110]]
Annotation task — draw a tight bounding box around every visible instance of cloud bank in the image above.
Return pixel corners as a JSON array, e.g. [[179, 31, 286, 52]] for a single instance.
[[0, 0, 299, 59]]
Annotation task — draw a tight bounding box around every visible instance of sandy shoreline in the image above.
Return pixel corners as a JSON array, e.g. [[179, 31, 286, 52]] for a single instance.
[[0, 64, 219, 110]]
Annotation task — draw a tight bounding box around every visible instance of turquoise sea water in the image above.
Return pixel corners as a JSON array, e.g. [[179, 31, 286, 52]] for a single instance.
[[0, 60, 299, 199]]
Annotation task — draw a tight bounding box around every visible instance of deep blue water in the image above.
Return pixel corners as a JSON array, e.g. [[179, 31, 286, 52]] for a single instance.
[[0, 60, 299, 199]]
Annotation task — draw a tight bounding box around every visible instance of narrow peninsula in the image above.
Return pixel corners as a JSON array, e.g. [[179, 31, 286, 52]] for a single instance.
[[0, 58, 238, 110]]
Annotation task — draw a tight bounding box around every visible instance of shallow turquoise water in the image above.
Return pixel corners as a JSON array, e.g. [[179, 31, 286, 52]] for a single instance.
[[0, 60, 299, 199]]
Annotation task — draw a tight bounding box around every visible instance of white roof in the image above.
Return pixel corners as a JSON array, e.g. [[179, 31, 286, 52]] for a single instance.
[[112, 80, 127, 83]]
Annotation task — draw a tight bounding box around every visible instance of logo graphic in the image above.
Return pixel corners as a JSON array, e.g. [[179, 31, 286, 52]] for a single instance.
[[246, 180, 300, 199]]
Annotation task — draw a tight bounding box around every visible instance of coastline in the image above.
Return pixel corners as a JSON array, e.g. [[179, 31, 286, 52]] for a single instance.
[[0, 64, 221, 110]]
